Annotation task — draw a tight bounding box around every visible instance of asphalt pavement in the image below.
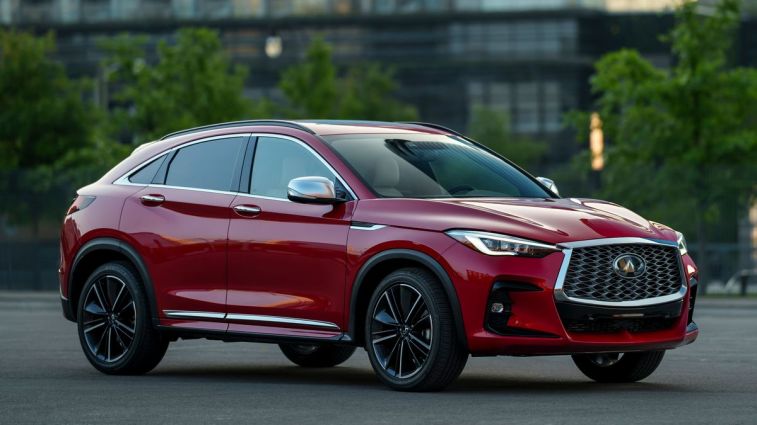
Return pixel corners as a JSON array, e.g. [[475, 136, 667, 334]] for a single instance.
[[1, 292, 756, 425]]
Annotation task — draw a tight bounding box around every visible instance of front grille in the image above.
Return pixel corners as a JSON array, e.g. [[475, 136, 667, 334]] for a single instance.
[[562, 244, 682, 302]]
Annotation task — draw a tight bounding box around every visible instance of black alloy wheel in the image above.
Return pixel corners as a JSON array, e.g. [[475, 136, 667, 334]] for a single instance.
[[365, 268, 468, 391], [80, 274, 136, 363], [370, 283, 433, 379], [77, 262, 168, 374]]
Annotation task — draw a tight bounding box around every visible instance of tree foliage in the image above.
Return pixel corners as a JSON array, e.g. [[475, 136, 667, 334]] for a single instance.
[[579, 0, 757, 246], [279, 38, 417, 120], [102, 28, 254, 142], [467, 105, 546, 170], [0, 30, 113, 231]]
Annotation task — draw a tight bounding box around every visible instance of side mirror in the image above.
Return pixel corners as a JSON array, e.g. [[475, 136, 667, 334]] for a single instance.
[[536, 176, 560, 196], [287, 176, 341, 204]]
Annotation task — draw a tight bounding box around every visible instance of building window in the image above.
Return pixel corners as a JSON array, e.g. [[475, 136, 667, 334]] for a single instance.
[[449, 20, 578, 58], [468, 80, 565, 134]]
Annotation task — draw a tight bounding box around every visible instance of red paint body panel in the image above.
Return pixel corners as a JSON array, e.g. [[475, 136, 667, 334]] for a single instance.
[[58, 182, 143, 300], [351, 197, 676, 244], [227, 196, 355, 327], [60, 121, 699, 358], [119, 186, 233, 315]]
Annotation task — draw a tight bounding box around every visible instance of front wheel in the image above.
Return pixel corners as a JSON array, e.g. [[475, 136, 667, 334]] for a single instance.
[[365, 268, 468, 392], [77, 262, 168, 375], [572, 351, 665, 383]]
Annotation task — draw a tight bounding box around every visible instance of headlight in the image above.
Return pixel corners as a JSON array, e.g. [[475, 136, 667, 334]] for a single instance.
[[446, 230, 559, 257], [676, 231, 688, 256]]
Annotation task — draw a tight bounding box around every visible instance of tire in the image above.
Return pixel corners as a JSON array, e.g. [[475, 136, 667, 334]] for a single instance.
[[76, 261, 169, 375], [279, 343, 356, 367], [364, 267, 468, 391], [572, 351, 665, 383]]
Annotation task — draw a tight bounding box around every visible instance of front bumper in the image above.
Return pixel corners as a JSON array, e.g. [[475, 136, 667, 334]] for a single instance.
[[442, 242, 699, 356]]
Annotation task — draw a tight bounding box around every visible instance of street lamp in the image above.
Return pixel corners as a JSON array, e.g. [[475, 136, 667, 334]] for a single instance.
[[590, 112, 604, 171], [265, 33, 282, 59]]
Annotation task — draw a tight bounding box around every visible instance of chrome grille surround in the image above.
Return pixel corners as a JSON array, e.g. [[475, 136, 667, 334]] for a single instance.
[[554, 237, 687, 307]]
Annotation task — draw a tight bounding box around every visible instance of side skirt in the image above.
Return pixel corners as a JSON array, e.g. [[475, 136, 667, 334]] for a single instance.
[[158, 310, 356, 346], [157, 325, 356, 346]]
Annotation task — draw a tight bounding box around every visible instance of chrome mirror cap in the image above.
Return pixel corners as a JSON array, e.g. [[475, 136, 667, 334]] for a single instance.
[[287, 176, 340, 204], [536, 176, 560, 196]]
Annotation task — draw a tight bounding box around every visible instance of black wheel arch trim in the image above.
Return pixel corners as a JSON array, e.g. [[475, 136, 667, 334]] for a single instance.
[[66, 237, 159, 326], [348, 248, 468, 349]]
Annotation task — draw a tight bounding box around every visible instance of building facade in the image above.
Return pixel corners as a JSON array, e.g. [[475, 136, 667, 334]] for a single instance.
[[2, 0, 756, 165]]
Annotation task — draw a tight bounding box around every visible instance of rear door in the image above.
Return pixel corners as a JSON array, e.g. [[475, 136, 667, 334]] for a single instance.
[[119, 134, 249, 329], [226, 135, 355, 337]]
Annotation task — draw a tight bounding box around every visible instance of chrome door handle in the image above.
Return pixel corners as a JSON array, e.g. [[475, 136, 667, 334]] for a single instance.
[[233, 205, 261, 216], [140, 194, 165, 205]]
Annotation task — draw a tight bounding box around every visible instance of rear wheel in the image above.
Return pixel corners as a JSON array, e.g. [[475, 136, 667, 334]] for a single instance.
[[365, 267, 468, 391], [77, 262, 168, 375], [279, 343, 356, 367], [572, 351, 665, 383]]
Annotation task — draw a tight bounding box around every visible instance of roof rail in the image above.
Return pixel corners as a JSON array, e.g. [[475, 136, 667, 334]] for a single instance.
[[401, 121, 464, 136], [159, 120, 315, 140]]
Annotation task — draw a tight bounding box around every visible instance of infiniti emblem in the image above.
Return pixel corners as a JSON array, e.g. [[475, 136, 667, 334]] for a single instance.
[[612, 254, 647, 278]]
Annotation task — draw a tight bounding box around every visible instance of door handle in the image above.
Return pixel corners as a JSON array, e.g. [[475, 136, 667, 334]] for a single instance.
[[233, 205, 261, 217], [140, 194, 165, 205]]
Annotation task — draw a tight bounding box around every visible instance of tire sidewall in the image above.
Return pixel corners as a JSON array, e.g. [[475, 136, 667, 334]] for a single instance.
[[364, 270, 444, 390], [76, 262, 150, 373]]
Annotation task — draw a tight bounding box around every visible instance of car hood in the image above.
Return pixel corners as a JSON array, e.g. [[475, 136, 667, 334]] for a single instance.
[[352, 197, 677, 245]]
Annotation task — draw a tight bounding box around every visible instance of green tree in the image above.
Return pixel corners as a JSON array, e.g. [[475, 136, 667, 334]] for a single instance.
[[339, 63, 417, 120], [0, 30, 105, 233], [279, 38, 338, 118], [576, 0, 757, 279], [279, 38, 417, 120], [102, 28, 254, 142], [467, 105, 546, 170]]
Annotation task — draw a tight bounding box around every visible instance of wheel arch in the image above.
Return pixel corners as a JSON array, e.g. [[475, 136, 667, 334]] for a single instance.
[[67, 237, 158, 325], [348, 249, 467, 349]]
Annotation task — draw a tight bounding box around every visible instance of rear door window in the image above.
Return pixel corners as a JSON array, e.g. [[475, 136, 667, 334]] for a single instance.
[[164, 136, 246, 191]]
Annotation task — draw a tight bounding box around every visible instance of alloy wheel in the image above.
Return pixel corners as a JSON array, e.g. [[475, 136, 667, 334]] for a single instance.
[[81, 275, 137, 363], [370, 283, 433, 379]]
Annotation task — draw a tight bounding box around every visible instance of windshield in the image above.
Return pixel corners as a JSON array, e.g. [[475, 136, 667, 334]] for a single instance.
[[322, 134, 553, 199]]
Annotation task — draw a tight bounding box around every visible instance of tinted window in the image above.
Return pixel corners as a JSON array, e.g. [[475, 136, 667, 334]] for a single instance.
[[129, 154, 166, 184], [322, 134, 551, 198], [165, 137, 245, 191], [251, 137, 335, 199]]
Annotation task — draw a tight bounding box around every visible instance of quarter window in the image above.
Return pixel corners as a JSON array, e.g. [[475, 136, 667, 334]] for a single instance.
[[128, 154, 166, 184], [165, 137, 246, 191], [250, 137, 338, 199]]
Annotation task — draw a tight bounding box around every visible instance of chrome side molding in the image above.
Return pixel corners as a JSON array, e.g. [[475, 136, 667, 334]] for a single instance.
[[162, 310, 340, 330]]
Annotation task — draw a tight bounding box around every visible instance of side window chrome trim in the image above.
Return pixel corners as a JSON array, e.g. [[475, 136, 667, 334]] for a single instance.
[[248, 133, 358, 201], [113, 133, 252, 187], [113, 132, 359, 201]]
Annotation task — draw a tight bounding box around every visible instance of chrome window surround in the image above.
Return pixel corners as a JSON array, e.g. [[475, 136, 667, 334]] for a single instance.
[[113, 133, 358, 201], [163, 310, 340, 330], [554, 237, 687, 307]]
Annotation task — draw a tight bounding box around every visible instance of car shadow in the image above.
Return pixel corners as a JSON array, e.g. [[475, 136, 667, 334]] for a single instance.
[[146, 365, 686, 394]]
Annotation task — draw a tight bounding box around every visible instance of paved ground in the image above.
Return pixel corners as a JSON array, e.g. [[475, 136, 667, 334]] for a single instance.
[[1, 293, 756, 425]]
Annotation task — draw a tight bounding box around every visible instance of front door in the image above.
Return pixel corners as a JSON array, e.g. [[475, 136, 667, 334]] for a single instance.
[[227, 135, 354, 337]]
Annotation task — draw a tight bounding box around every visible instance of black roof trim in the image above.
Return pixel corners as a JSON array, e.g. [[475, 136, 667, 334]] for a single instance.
[[159, 120, 315, 140], [401, 121, 463, 136]]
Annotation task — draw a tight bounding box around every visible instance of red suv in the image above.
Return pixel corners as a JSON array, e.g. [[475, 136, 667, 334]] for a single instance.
[[60, 120, 699, 391]]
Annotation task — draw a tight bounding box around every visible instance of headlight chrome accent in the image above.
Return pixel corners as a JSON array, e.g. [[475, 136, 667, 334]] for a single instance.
[[676, 231, 688, 256], [446, 230, 559, 257]]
